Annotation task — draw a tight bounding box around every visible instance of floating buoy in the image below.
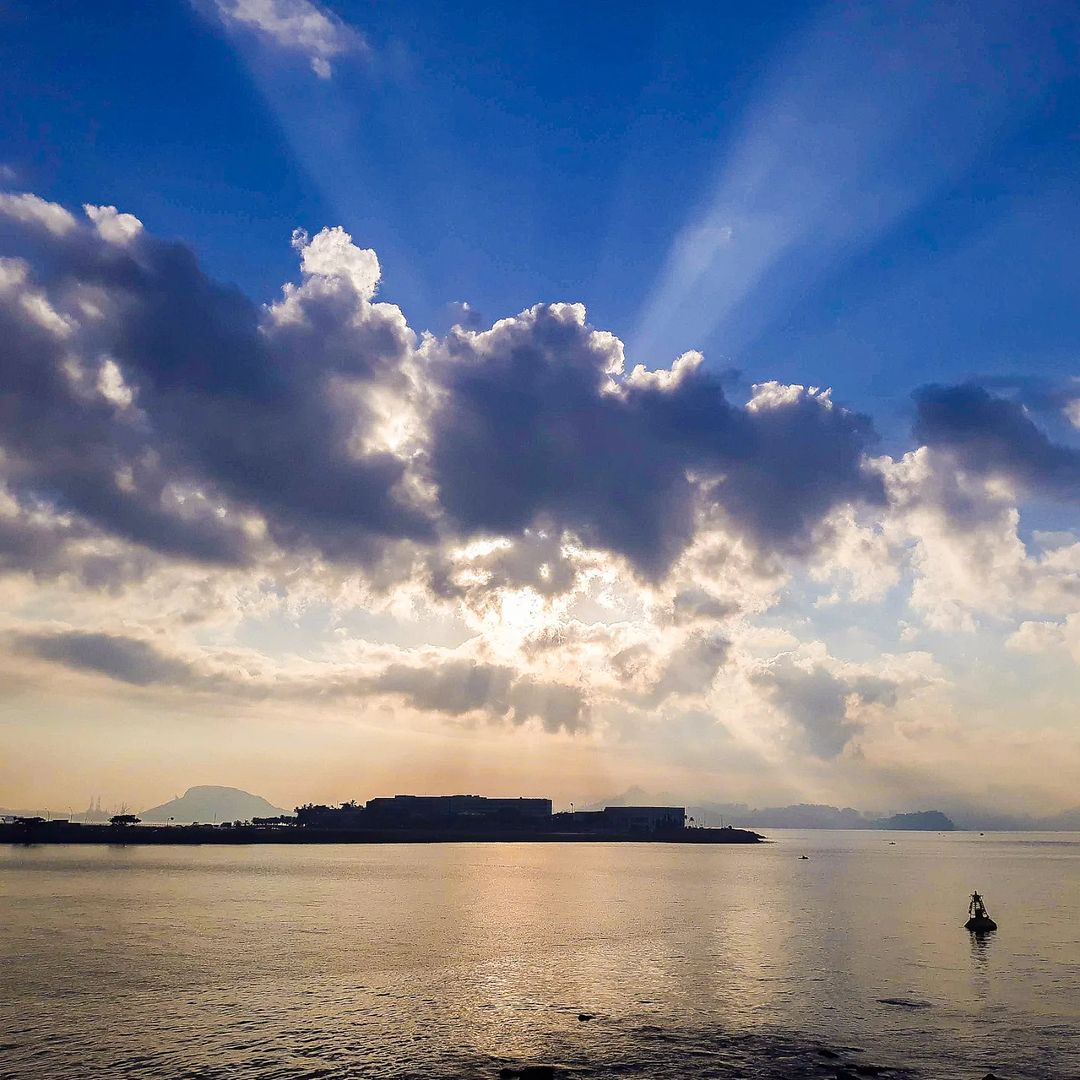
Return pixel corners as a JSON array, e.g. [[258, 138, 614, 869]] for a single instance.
[[964, 890, 997, 932]]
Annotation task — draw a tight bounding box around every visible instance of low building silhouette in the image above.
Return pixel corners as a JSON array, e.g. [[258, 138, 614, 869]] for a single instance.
[[366, 794, 552, 824], [553, 805, 686, 834], [601, 805, 686, 831], [293, 796, 687, 834], [297, 794, 553, 829]]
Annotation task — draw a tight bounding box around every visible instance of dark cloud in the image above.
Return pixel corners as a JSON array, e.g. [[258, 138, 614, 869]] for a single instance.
[[10, 627, 589, 732], [368, 658, 587, 732], [508, 677, 588, 733], [914, 384, 1080, 500], [0, 206, 435, 577], [669, 587, 740, 624], [372, 659, 514, 715], [751, 657, 895, 758], [426, 528, 579, 603], [652, 631, 730, 700], [430, 306, 884, 578], [12, 630, 198, 687], [2, 197, 885, 591], [0, 510, 152, 591], [973, 374, 1080, 419]]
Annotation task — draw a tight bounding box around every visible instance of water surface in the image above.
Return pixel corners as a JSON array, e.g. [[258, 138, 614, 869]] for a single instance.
[[1, 830, 1077, 1078]]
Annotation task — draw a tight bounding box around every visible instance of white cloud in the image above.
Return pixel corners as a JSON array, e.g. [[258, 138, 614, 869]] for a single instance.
[[290, 225, 380, 299], [877, 447, 1080, 631], [0, 192, 77, 236], [207, 0, 365, 78], [84, 204, 144, 245]]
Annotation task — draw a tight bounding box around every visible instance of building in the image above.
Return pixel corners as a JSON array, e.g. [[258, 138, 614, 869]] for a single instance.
[[550, 805, 687, 834], [600, 805, 685, 832], [294, 801, 367, 828], [365, 795, 552, 823]]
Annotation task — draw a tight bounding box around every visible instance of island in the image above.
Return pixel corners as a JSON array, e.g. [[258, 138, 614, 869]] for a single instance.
[[0, 794, 763, 845]]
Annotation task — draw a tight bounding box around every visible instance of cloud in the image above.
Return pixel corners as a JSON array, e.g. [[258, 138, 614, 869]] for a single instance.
[[0, 194, 893, 590], [12, 630, 199, 687], [0, 200, 435, 575], [667, 587, 741, 625], [914, 383, 1080, 503], [205, 0, 365, 78], [428, 305, 883, 579], [9, 624, 589, 734], [2, 191, 1079, 816], [0, 192, 77, 236], [879, 444, 1080, 631], [370, 658, 514, 716], [749, 654, 896, 759]]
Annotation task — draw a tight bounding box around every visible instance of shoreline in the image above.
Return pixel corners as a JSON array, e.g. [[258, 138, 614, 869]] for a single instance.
[[0, 823, 764, 846]]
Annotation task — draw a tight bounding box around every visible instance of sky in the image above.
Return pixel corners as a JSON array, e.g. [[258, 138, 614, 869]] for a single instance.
[[1, 0, 1080, 817]]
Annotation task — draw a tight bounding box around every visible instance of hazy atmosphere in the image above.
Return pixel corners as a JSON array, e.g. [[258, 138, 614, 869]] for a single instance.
[[3, 0, 1080, 820]]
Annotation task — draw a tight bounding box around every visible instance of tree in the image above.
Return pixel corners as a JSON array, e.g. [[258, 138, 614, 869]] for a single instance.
[[110, 814, 140, 826]]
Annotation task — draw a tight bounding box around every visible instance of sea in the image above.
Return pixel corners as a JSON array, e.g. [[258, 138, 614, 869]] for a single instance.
[[1, 830, 1077, 1080]]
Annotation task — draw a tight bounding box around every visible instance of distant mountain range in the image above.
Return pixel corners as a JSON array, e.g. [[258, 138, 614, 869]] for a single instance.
[[588, 788, 1080, 831], [6, 784, 1080, 831], [139, 786, 289, 823]]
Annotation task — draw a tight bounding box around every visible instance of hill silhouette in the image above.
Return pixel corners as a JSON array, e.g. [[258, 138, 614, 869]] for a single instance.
[[140, 786, 288, 823], [874, 810, 955, 831]]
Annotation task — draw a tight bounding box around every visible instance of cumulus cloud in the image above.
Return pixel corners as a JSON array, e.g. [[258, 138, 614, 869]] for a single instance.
[[2, 192, 1079, 814], [914, 383, 1080, 503], [0, 200, 434, 575], [0, 195, 891, 596], [205, 0, 365, 78], [428, 304, 883, 579], [881, 441, 1080, 632], [0, 192, 77, 236]]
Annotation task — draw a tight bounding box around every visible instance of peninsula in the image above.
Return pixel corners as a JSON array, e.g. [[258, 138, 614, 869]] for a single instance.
[[1, 793, 763, 845]]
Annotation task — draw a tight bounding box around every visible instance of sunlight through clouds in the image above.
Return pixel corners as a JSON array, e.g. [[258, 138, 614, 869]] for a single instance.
[[631, 0, 1064, 364]]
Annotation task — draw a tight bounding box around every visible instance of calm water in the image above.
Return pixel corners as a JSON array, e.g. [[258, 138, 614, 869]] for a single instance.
[[1, 831, 1077, 1080]]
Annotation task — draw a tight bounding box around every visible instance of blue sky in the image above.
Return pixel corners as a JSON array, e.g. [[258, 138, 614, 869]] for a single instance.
[[2, 0, 1080, 817], [6, 0, 1079, 418]]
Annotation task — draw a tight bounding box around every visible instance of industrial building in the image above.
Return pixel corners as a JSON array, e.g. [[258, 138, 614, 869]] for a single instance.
[[294, 796, 688, 835], [365, 794, 553, 822], [599, 805, 686, 831]]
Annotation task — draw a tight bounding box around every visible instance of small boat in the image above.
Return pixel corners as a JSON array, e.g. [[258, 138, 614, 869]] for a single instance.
[[964, 890, 997, 932]]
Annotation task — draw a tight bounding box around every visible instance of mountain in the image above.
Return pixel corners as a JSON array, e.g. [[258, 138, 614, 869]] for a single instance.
[[727, 803, 875, 830], [588, 792, 966, 831], [139, 786, 288, 823], [872, 810, 955, 831]]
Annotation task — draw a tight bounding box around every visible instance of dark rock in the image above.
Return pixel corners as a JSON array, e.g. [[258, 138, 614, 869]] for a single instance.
[[816, 1048, 841, 1059], [982, 1074, 1002, 1080], [577, 1013, 594, 1021], [519, 1069, 556, 1080], [836, 1070, 859, 1080]]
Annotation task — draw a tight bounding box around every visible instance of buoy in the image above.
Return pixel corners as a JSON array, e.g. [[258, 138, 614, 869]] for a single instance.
[[964, 890, 997, 932]]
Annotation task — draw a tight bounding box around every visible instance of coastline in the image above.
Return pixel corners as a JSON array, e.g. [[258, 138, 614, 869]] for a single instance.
[[0, 822, 764, 846]]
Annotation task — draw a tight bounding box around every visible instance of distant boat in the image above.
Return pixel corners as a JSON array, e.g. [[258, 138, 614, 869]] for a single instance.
[[964, 890, 997, 932]]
